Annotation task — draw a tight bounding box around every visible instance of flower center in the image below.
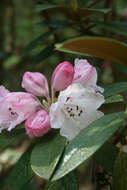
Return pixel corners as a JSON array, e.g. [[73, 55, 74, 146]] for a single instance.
[[63, 104, 83, 119], [8, 107, 18, 120]]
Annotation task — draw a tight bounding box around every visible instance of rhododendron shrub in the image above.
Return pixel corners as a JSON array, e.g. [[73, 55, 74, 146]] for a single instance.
[[1, 1, 127, 189]]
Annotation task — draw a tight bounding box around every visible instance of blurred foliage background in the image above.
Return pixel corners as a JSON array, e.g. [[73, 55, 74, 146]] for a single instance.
[[0, 0, 127, 190], [1, 0, 127, 92]]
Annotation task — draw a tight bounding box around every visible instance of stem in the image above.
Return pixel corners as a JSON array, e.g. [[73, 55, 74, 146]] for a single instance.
[[51, 88, 55, 103]]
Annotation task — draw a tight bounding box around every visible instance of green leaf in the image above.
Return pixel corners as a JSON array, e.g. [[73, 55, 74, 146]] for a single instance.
[[36, 4, 110, 18], [31, 134, 66, 180], [46, 171, 78, 190], [95, 142, 118, 173], [105, 94, 124, 104], [94, 21, 127, 36], [0, 134, 18, 152], [56, 37, 127, 65], [0, 129, 25, 152], [38, 20, 70, 30], [104, 82, 127, 98], [51, 112, 127, 181], [36, 4, 58, 12], [113, 152, 127, 190], [22, 31, 52, 55], [6, 145, 34, 190], [32, 44, 54, 64], [112, 62, 127, 75], [3, 54, 20, 69]]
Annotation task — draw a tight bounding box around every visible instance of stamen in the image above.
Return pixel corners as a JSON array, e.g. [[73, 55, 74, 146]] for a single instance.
[[63, 104, 83, 120]]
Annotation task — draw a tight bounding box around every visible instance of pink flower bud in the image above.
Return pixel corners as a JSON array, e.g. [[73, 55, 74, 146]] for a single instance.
[[0, 91, 41, 132], [51, 61, 74, 93], [25, 109, 50, 138], [73, 59, 97, 88], [22, 72, 49, 97]]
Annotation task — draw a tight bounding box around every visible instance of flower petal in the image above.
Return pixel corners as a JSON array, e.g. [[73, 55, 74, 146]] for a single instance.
[[58, 83, 104, 113], [0, 86, 9, 101], [50, 102, 65, 129], [60, 109, 103, 140], [73, 58, 97, 87], [0, 92, 41, 132]]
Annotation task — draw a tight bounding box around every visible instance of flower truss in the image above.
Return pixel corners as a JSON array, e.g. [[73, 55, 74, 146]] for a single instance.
[[0, 59, 105, 140]]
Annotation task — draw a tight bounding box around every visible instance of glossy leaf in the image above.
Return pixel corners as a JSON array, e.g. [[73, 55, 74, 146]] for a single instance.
[[46, 171, 78, 190], [51, 112, 127, 181], [104, 82, 127, 98], [105, 94, 124, 104], [31, 134, 66, 180], [6, 145, 34, 190], [113, 153, 127, 190], [56, 37, 127, 65]]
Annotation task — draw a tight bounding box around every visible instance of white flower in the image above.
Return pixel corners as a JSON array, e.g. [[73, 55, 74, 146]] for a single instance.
[[49, 83, 105, 140]]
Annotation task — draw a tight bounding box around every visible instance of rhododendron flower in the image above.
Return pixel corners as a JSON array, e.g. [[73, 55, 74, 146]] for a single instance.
[[25, 109, 50, 138], [22, 72, 49, 97], [0, 89, 41, 132], [50, 83, 104, 140], [51, 61, 74, 94]]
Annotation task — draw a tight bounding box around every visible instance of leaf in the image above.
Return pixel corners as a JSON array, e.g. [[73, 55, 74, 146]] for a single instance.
[[22, 31, 52, 55], [94, 21, 127, 36], [51, 112, 127, 181], [6, 145, 34, 190], [113, 152, 127, 190], [104, 82, 127, 98], [31, 133, 66, 180], [95, 142, 118, 173], [105, 94, 124, 104], [36, 4, 110, 18], [0, 129, 25, 152], [56, 37, 127, 65], [38, 20, 70, 30], [3, 55, 20, 69], [112, 62, 127, 75], [0, 134, 18, 152], [32, 44, 54, 64], [46, 171, 78, 190]]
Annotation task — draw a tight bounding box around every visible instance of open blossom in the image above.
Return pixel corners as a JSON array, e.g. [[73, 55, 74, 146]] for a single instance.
[[25, 109, 50, 138], [51, 61, 74, 93], [50, 83, 104, 140], [0, 88, 41, 132], [22, 72, 49, 97]]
